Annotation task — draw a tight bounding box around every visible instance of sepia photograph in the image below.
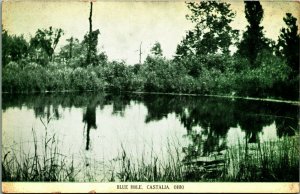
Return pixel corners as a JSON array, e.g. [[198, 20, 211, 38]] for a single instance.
[[1, 0, 299, 193]]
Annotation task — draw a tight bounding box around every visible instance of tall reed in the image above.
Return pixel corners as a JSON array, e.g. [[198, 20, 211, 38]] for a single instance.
[[224, 135, 299, 181], [2, 117, 79, 182], [115, 140, 185, 182]]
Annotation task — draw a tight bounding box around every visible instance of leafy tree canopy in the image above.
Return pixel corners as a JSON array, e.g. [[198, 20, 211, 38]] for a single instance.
[[30, 26, 64, 62], [175, 1, 238, 59], [150, 42, 163, 57], [237, 1, 270, 68], [2, 29, 29, 66], [277, 13, 299, 75], [83, 29, 101, 66]]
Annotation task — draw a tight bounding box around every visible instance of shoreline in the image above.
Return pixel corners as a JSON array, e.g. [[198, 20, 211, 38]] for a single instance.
[[128, 91, 300, 105], [2, 90, 299, 105]]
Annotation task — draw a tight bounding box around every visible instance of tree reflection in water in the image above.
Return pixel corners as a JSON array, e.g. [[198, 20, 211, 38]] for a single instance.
[[2, 92, 298, 158], [83, 97, 98, 151], [142, 94, 298, 174]]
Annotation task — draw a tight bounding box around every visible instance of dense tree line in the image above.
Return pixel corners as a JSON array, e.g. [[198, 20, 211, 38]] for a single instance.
[[2, 1, 299, 100]]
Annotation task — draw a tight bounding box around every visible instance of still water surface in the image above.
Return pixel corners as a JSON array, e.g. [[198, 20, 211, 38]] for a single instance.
[[2, 92, 298, 181]]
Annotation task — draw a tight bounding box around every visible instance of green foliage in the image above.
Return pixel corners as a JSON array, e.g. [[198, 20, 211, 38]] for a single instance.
[[83, 29, 102, 66], [59, 37, 80, 63], [175, 1, 238, 59], [237, 1, 270, 68], [71, 66, 105, 91], [3, 51, 293, 100], [277, 13, 300, 76], [2, 0, 298, 101], [173, 1, 239, 90], [2, 29, 29, 67], [30, 26, 64, 65], [141, 56, 188, 93], [150, 42, 163, 57], [3, 62, 46, 92], [58, 31, 107, 67], [2, 62, 106, 93], [234, 51, 290, 97], [103, 61, 132, 91]]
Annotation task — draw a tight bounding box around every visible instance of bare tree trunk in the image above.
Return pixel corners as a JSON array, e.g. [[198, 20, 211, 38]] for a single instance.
[[139, 42, 142, 64], [69, 37, 73, 59], [87, 1, 93, 65]]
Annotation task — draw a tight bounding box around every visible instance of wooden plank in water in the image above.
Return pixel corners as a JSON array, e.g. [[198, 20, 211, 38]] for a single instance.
[[183, 155, 225, 164]]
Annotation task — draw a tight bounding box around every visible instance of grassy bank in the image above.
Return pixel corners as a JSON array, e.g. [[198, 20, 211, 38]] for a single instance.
[[113, 135, 299, 182], [2, 130, 299, 182], [2, 128, 78, 182], [224, 135, 299, 181], [3, 55, 299, 101], [112, 142, 184, 182]]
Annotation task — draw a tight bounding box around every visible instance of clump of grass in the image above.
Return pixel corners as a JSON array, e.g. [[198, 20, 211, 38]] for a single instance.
[[3, 122, 298, 182], [114, 135, 299, 182], [2, 117, 79, 182], [115, 141, 185, 182], [224, 135, 299, 182]]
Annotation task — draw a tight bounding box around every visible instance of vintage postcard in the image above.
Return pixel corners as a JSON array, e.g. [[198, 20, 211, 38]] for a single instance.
[[1, 0, 299, 193]]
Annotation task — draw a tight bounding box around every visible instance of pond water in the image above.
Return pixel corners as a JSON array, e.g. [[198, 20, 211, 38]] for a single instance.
[[2, 92, 299, 181]]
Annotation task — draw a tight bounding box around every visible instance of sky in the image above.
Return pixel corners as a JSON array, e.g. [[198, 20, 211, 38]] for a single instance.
[[2, 0, 300, 64]]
